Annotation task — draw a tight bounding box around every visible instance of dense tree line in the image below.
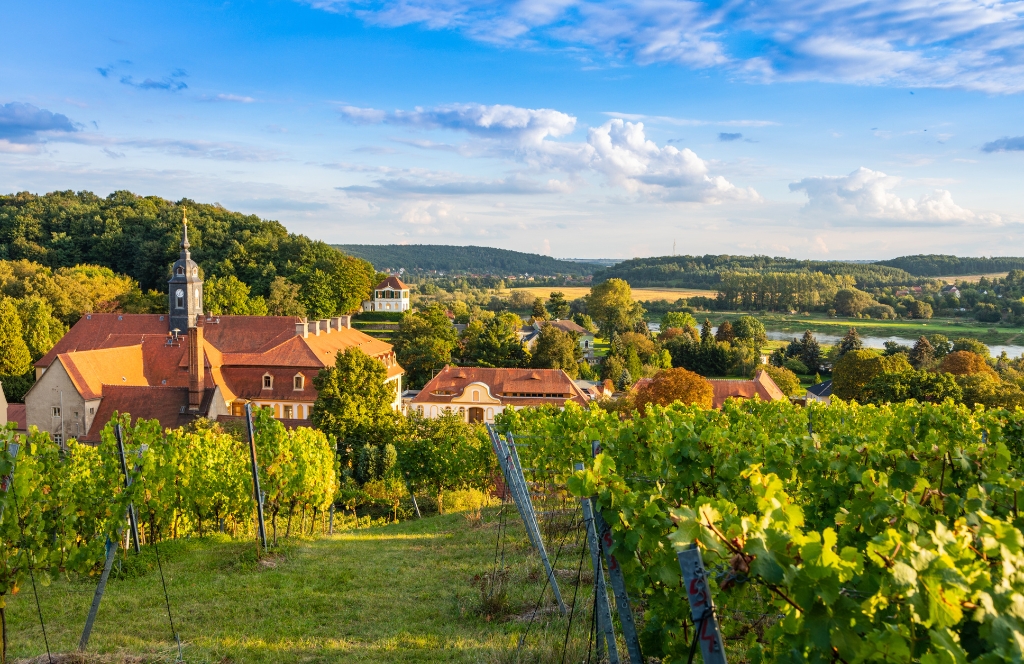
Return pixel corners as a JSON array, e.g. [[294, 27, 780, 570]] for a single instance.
[[335, 243, 595, 277], [0, 191, 377, 314], [592, 254, 915, 289], [876, 254, 1024, 277]]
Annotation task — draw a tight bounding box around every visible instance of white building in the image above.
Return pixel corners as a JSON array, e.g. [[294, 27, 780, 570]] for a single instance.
[[362, 276, 411, 313]]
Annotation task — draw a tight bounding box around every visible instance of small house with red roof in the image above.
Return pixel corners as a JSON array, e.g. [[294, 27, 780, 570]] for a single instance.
[[709, 370, 786, 409], [23, 218, 403, 444], [409, 366, 588, 423], [362, 276, 411, 313]]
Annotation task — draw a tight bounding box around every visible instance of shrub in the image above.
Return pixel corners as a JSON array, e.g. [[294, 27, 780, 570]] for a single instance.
[[441, 488, 499, 514]]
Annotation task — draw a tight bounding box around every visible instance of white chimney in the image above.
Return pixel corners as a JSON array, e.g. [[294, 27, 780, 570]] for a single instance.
[[296, 318, 308, 338], [319, 319, 331, 334], [308, 321, 320, 336]]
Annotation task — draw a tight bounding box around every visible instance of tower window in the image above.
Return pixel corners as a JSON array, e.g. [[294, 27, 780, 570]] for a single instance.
[[176, 266, 184, 275]]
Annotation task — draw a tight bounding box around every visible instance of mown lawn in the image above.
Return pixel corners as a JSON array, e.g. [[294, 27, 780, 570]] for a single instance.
[[6, 508, 596, 664]]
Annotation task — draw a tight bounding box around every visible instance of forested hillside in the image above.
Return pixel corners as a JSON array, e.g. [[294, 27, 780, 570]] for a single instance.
[[875, 254, 1024, 276], [0, 190, 375, 299], [335, 244, 595, 276], [0, 190, 380, 400], [593, 254, 915, 289]]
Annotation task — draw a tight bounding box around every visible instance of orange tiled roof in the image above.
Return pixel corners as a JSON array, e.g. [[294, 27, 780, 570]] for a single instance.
[[80, 385, 215, 442], [710, 370, 786, 409], [375, 276, 408, 291], [36, 313, 402, 408], [411, 366, 587, 407], [541, 319, 588, 335]]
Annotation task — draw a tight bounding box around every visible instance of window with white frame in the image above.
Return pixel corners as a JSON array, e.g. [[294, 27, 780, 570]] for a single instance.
[[294, 374, 304, 390], [263, 374, 273, 389]]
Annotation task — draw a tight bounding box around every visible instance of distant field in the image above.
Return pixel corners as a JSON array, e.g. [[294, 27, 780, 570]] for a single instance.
[[940, 273, 1009, 284], [510, 286, 718, 302]]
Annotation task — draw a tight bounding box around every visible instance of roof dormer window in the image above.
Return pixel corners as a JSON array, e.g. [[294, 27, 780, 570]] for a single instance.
[[294, 374, 304, 391], [263, 373, 273, 390]]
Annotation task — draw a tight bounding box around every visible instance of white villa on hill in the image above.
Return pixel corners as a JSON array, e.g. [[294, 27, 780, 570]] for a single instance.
[[362, 276, 411, 313]]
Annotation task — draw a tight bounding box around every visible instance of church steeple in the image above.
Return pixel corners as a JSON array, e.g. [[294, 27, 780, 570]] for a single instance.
[[180, 209, 191, 254], [168, 209, 203, 332]]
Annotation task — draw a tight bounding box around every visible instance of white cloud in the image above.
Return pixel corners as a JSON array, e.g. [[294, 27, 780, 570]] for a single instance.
[[306, 0, 1024, 92], [401, 200, 453, 224], [790, 166, 992, 223], [338, 102, 754, 201], [587, 119, 758, 202], [339, 102, 577, 146]]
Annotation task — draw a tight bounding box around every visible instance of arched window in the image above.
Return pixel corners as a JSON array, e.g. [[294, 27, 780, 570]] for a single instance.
[[417, 405, 424, 416], [472, 389, 480, 402], [293, 374, 304, 390], [262, 373, 273, 390], [429, 406, 437, 417], [458, 407, 465, 419], [176, 266, 184, 276], [486, 407, 494, 420]]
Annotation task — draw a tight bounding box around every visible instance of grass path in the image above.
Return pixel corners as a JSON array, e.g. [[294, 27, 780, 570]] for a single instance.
[[7, 510, 593, 663]]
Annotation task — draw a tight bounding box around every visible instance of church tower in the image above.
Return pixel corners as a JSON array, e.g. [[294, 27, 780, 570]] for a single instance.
[[168, 210, 203, 332]]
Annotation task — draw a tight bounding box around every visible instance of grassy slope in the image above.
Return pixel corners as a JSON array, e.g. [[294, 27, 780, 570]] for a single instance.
[[7, 510, 593, 664]]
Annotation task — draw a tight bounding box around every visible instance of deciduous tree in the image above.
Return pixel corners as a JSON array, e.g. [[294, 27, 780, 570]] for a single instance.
[[0, 298, 31, 376], [392, 305, 459, 388], [530, 325, 581, 377], [312, 347, 398, 468], [632, 368, 713, 411]]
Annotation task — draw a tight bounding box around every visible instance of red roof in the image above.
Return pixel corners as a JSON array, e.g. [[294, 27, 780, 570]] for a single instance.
[[80, 385, 215, 442], [412, 366, 588, 408], [541, 319, 588, 335], [375, 276, 408, 291], [710, 370, 786, 409], [6, 404, 26, 431], [33, 313, 402, 408]]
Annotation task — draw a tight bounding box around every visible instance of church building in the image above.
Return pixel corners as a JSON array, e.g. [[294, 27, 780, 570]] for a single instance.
[[23, 217, 403, 443]]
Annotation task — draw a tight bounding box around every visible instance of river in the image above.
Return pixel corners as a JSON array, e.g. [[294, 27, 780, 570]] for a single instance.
[[764, 330, 1024, 358], [647, 322, 1024, 357]]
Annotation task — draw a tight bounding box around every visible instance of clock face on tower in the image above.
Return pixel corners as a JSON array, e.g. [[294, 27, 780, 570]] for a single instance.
[[176, 289, 184, 298]]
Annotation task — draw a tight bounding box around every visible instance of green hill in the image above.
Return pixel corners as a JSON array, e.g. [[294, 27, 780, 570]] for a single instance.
[[874, 254, 1024, 277], [334, 244, 596, 276], [593, 254, 916, 289]]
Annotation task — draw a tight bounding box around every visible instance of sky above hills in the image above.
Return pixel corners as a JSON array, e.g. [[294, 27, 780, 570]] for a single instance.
[[2, 0, 1023, 260]]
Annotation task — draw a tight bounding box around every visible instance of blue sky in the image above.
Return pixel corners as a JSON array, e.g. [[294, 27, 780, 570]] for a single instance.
[[2, 0, 1024, 260]]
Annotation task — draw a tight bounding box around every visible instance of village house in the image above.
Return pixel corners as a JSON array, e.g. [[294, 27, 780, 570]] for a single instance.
[[361, 276, 411, 313], [408, 366, 588, 423], [23, 219, 403, 443], [709, 370, 786, 409], [805, 379, 833, 405], [519, 319, 596, 360]]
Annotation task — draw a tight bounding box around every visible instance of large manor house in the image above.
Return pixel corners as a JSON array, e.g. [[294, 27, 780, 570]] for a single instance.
[[20, 220, 404, 443]]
